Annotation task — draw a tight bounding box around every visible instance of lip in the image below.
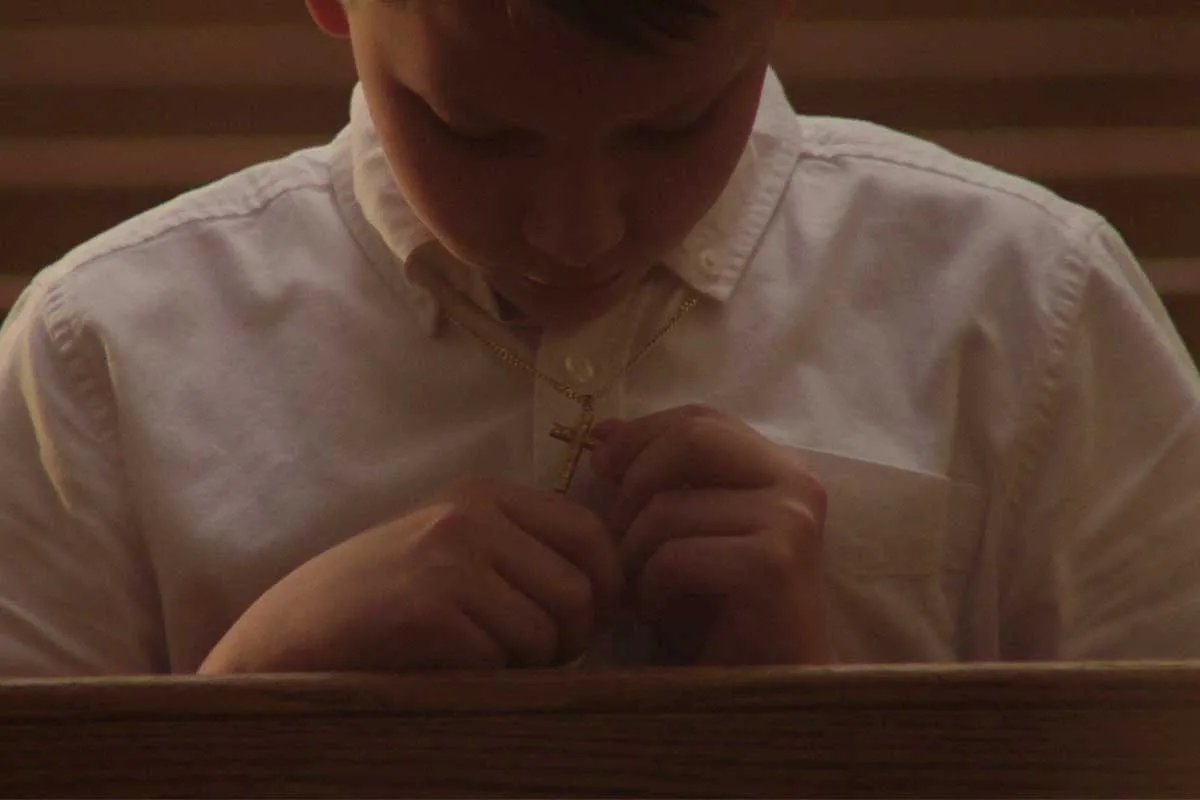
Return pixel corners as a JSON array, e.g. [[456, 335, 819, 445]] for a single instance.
[[519, 269, 624, 293]]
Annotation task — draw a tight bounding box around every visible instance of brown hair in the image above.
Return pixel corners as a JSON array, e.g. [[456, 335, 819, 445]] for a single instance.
[[533, 0, 716, 49], [374, 0, 717, 51]]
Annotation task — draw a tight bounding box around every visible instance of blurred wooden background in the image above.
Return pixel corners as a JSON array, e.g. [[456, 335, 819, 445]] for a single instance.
[[2, 0, 1198, 350]]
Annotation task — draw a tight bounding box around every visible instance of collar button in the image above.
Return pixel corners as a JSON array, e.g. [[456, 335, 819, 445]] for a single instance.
[[699, 248, 723, 278], [565, 355, 596, 384]]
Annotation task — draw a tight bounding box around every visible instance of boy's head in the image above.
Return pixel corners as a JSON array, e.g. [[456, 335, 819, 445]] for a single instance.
[[307, 0, 790, 328]]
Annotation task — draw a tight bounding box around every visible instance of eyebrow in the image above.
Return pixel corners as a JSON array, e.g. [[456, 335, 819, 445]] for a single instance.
[[426, 59, 746, 133]]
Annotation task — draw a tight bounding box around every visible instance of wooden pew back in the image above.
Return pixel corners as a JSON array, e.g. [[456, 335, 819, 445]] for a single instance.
[[3, 664, 1200, 798]]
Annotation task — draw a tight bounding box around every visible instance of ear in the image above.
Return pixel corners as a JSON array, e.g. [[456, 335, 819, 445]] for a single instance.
[[305, 0, 352, 38]]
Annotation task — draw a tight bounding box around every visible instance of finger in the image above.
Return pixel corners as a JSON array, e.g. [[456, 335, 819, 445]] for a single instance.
[[591, 404, 722, 482], [618, 486, 818, 580], [455, 565, 562, 667], [380, 604, 511, 671], [483, 520, 610, 661], [634, 535, 749, 665], [635, 534, 826, 665], [610, 415, 790, 533], [492, 484, 624, 629]]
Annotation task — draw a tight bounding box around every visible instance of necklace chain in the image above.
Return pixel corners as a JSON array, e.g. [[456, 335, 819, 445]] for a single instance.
[[448, 293, 699, 404], [448, 292, 698, 494]]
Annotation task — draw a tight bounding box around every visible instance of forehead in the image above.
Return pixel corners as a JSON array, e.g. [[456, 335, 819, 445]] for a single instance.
[[369, 0, 776, 122]]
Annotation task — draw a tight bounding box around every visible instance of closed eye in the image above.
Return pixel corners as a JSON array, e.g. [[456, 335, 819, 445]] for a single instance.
[[401, 84, 527, 153], [431, 113, 521, 150], [632, 104, 718, 146]]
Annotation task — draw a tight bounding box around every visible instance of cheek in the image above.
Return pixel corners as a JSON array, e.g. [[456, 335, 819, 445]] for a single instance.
[[363, 82, 525, 259], [626, 124, 755, 244], [625, 71, 764, 243], [381, 130, 524, 258]]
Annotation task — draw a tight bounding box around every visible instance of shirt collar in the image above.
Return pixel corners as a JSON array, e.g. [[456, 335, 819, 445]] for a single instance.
[[349, 68, 803, 332]]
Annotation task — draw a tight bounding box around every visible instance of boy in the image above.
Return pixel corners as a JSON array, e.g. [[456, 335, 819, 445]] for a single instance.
[[2, 0, 1199, 675]]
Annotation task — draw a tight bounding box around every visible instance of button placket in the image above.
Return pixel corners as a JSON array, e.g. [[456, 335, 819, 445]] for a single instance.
[[531, 303, 637, 493]]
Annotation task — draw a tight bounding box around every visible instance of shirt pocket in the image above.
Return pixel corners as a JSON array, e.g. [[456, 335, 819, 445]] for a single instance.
[[791, 446, 983, 661]]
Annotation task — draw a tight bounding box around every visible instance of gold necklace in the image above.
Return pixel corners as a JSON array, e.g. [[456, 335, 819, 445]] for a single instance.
[[448, 293, 699, 493]]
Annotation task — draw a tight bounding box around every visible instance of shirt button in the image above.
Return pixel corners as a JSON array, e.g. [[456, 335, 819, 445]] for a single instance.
[[699, 248, 723, 278], [565, 355, 596, 384]]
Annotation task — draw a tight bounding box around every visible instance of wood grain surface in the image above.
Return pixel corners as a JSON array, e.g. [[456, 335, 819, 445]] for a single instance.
[[3, 662, 1200, 798]]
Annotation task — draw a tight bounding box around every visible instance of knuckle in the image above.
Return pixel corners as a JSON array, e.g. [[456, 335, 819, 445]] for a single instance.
[[679, 403, 721, 420], [424, 511, 473, 548], [677, 412, 717, 441], [426, 500, 492, 543], [757, 535, 804, 586], [748, 520, 819, 589], [773, 495, 824, 542], [799, 478, 828, 524]]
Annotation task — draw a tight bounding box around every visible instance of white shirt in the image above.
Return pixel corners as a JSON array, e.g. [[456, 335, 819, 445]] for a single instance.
[[2, 72, 1200, 675]]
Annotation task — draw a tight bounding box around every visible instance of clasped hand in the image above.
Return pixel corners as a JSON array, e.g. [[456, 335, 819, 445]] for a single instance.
[[199, 405, 831, 673]]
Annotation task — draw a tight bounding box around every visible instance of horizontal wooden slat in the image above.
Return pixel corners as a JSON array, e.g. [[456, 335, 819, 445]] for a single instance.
[[1148, 260, 1200, 297], [6, 0, 1199, 25], [0, 27, 354, 88], [792, 0, 1200, 19], [0, 137, 325, 189], [0, 187, 180, 278], [4, 0, 314, 26], [1163, 294, 1200, 358], [4, 18, 1200, 91], [0, 87, 352, 137], [1047, 177, 1200, 259], [0, 275, 30, 311], [922, 127, 1200, 180], [784, 77, 1200, 130], [5, 129, 1200, 187], [6, 80, 1200, 138], [770, 18, 1200, 80]]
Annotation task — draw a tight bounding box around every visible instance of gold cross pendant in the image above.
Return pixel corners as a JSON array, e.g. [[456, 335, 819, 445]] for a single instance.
[[548, 396, 599, 494]]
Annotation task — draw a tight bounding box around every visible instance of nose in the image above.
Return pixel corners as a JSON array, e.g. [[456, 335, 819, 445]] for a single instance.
[[523, 152, 626, 269]]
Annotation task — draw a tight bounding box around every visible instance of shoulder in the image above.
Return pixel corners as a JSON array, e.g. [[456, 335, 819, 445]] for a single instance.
[[12, 136, 355, 347], [743, 116, 1172, 424], [790, 115, 1091, 230], [772, 115, 1120, 308], [60, 140, 338, 276]]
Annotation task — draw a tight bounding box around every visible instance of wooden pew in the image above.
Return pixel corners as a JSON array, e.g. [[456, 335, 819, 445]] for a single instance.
[[2, 663, 1200, 798]]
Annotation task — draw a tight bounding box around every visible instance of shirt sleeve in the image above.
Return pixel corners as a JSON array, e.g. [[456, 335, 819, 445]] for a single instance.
[[0, 279, 165, 675], [996, 221, 1200, 659]]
